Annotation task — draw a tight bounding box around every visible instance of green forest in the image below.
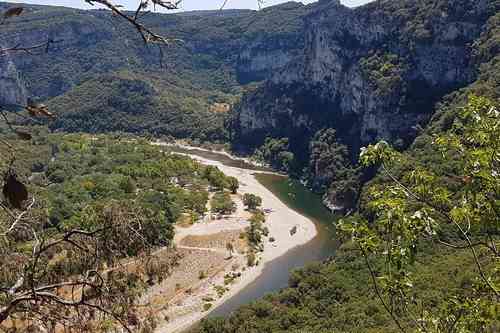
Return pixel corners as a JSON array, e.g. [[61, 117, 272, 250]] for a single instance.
[[0, 0, 498, 332], [0, 1, 310, 142], [194, 95, 500, 333], [0, 131, 240, 330]]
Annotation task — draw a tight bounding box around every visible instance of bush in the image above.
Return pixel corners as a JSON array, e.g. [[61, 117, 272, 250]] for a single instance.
[[211, 192, 236, 215], [247, 251, 257, 267], [253, 137, 295, 172], [227, 176, 239, 194], [119, 177, 137, 194], [243, 193, 262, 211]]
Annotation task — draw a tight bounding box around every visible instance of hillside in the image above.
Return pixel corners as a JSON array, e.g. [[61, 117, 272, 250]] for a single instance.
[[0, 130, 251, 331], [47, 71, 232, 141], [0, 0, 498, 332], [232, 0, 499, 210], [0, 1, 311, 141]]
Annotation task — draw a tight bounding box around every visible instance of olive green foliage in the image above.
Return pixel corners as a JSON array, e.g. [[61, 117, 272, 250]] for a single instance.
[[246, 250, 257, 267], [0, 132, 213, 247], [245, 210, 268, 252], [203, 165, 230, 191], [2, 1, 499, 331], [48, 72, 230, 142], [242, 193, 262, 211], [0, 2, 311, 143], [361, 0, 497, 45], [194, 97, 499, 333], [119, 176, 137, 194], [194, 11, 500, 327], [0, 133, 223, 328], [196, 1, 499, 332], [249, 210, 265, 224], [360, 53, 407, 97], [307, 129, 360, 209], [211, 192, 236, 215], [43, 134, 210, 230], [227, 176, 239, 194], [197, 241, 497, 333], [253, 137, 295, 172]]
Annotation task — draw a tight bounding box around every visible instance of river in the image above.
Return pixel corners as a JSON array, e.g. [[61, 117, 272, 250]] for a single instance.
[[170, 146, 339, 318]]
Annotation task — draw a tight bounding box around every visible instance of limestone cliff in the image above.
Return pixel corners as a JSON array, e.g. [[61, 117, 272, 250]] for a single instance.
[[0, 46, 26, 107], [0, 2, 308, 101], [236, 0, 491, 149], [233, 0, 496, 209]]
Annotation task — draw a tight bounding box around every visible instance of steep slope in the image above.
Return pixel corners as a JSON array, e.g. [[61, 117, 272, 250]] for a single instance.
[[48, 71, 230, 141], [0, 2, 309, 98], [235, 0, 493, 150], [232, 0, 497, 207], [0, 1, 310, 140], [193, 4, 500, 333]]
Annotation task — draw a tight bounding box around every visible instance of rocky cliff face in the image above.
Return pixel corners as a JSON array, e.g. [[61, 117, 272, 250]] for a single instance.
[[0, 7, 127, 100], [0, 2, 309, 101], [0, 47, 27, 107], [187, 1, 309, 84], [236, 0, 489, 148], [233, 0, 495, 209], [236, 36, 303, 84]]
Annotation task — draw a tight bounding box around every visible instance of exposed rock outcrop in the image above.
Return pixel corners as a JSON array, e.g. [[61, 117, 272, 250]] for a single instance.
[[0, 46, 27, 107], [237, 37, 303, 84], [0, 2, 309, 101], [236, 0, 489, 148], [233, 0, 496, 209]]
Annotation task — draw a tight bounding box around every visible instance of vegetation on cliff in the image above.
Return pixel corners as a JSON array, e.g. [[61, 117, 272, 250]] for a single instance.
[[238, 0, 499, 211], [193, 2, 500, 332], [48, 72, 231, 142], [0, 1, 311, 142], [195, 93, 500, 333]]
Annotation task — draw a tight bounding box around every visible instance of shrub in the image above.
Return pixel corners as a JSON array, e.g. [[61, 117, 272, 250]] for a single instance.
[[243, 193, 262, 211], [247, 251, 256, 267], [211, 192, 236, 215]]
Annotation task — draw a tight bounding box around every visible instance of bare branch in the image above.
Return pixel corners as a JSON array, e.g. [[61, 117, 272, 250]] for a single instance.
[[1, 197, 36, 236], [0, 39, 63, 57], [85, 0, 182, 45]]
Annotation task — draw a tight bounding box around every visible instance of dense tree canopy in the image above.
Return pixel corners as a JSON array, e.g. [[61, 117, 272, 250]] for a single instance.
[[193, 97, 499, 333], [0, 133, 219, 330], [243, 193, 262, 211], [211, 191, 236, 215]]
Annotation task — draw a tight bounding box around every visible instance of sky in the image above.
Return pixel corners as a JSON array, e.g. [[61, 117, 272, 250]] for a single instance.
[[6, 0, 373, 11]]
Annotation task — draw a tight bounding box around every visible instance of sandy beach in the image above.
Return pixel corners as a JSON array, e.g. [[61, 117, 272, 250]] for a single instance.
[[146, 146, 318, 333]]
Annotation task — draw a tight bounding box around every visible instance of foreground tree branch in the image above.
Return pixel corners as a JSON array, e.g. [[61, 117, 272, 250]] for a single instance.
[[341, 96, 500, 331]]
